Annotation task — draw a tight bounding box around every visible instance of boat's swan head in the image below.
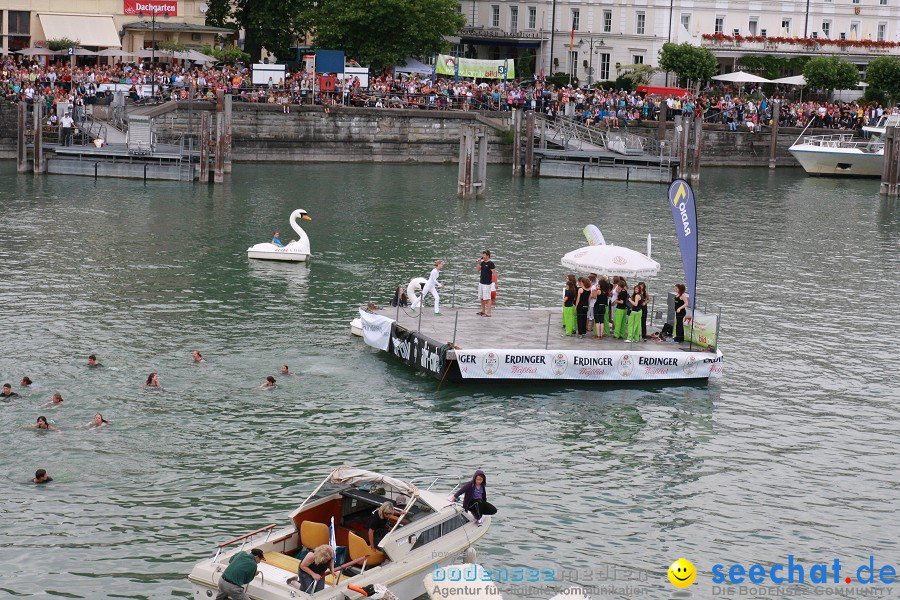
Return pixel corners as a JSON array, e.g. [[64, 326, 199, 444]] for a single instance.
[[291, 209, 312, 222]]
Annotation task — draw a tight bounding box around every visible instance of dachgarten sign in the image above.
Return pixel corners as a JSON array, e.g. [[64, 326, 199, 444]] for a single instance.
[[124, 0, 178, 16]]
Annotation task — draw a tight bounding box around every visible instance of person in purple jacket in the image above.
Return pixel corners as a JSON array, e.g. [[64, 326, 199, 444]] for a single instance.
[[451, 469, 497, 526]]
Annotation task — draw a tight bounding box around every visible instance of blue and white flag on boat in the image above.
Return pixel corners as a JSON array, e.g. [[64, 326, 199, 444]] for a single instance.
[[330, 516, 337, 566]]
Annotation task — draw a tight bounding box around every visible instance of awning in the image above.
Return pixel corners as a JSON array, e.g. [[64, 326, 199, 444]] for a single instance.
[[39, 14, 122, 47]]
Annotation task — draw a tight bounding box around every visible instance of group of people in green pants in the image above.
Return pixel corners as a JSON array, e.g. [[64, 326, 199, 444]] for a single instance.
[[563, 274, 650, 342]]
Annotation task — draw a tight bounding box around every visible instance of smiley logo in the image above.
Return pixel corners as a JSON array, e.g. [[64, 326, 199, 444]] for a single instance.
[[668, 558, 696, 588]]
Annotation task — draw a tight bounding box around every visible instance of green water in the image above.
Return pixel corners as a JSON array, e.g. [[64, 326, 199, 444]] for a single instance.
[[0, 163, 898, 599]]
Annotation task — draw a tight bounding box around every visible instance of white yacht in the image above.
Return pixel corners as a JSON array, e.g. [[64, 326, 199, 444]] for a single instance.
[[187, 467, 490, 600], [788, 114, 900, 177]]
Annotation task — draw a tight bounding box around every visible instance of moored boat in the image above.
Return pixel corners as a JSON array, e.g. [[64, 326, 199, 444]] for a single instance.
[[187, 467, 489, 600], [788, 114, 899, 177]]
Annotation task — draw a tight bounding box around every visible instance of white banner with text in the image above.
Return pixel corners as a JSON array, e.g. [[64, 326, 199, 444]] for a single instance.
[[359, 309, 394, 351]]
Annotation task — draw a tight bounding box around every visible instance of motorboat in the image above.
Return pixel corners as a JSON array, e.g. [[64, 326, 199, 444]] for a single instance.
[[247, 209, 312, 262], [788, 114, 899, 177], [187, 467, 490, 600]]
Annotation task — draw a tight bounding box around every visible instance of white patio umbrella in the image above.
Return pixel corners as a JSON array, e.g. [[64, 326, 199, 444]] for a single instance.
[[16, 47, 58, 56], [561, 244, 660, 278], [68, 47, 98, 56], [712, 71, 773, 84], [97, 48, 134, 58], [771, 74, 806, 85], [183, 50, 216, 63]]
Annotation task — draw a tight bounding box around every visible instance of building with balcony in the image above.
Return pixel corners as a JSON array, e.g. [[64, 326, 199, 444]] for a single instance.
[[0, 0, 233, 56], [457, 0, 900, 84]]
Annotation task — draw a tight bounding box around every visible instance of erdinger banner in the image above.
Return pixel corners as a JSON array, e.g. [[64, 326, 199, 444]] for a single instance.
[[124, 0, 178, 16], [455, 349, 723, 380], [388, 325, 448, 378], [358, 309, 393, 351], [667, 179, 698, 307]]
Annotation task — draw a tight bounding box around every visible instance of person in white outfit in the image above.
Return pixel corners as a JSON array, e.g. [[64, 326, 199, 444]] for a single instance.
[[411, 260, 444, 315]]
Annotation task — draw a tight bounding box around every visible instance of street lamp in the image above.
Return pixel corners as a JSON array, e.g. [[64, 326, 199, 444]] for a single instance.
[[578, 36, 606, 86], [139, 9, 169, 99]]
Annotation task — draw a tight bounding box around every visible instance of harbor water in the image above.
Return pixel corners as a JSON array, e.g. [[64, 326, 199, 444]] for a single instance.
[[0, 162, 898, 599]]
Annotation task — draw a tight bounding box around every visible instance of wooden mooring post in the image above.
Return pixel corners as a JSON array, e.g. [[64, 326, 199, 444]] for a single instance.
[[458, 124, 487, 198], [17, 101, 30, 173], [769, 102, 780, 170], [691, 112, 703, 183], [657, 103, 668, 143], [511, 110, 522, 176], [214, 90, 225, 183], [33, 97, 44, 174], [676, 114, 691, 179], [224, 93, 233, 173], [199, 111, 210, 183], [880, 127, 900, 196], [524, 112, 535, 177]]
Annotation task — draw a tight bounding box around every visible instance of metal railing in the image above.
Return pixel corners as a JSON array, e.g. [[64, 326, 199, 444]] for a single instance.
[[801, 133, 884, 152]]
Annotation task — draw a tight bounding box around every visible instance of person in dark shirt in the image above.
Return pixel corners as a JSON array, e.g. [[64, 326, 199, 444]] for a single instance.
[[613, 280, 630, 339], [2, 383, 20, 399], [87, 354, 103, 368], [288, 545, 335, 594], [451, 469, 497, 526], [33, 469, 52, 483], [475, 250, 496, 317], [368, 501, 396, 553], [218, 548, 263, 600]]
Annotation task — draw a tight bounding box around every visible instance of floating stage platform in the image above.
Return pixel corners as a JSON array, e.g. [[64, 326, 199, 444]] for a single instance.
[[354, 306, 723, 384], [46, 143, 199, 181]]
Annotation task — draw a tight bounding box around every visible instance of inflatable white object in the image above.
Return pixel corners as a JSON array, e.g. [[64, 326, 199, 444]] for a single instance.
[[406, 277, 428, 304], [247, 209, 311, 262]]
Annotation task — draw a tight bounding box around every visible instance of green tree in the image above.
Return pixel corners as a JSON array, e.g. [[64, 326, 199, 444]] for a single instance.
[[658, 43, 717, 88], [618, 63, 657, 88], [236, 0, 311, 61], [803, 57, 858, 93], [204, 0, 232, 28], [203, 45, 252, 65], [311, 0, 465, 72], [864, 56, 900, 101], [46, 37, 80, 51]]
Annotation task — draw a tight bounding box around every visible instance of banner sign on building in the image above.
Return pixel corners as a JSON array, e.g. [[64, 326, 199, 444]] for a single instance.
[[358, 309, 393, 352], [124, 0, 178, 16], [388, 325, 448, 378], [455, 349, 723, 380], [667, 179, 698, 309], [435, 55, 516, 80]]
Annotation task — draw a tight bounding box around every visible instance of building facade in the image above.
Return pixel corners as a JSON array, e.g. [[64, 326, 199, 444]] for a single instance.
[[457, 0, 900, 85], [0, 0, 232, 54]]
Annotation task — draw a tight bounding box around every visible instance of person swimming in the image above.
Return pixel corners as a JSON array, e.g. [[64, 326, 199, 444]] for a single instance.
[[21, 376, 33, 387], [144, 372, 160, 387], [1, 383, 21, 399], [260, 375, 276, 389], [29, 416, 61, 432], [41, 393, 63, 408], [191, 350, 205, 363], [88, 413, 110, 428], [32, 469, 52, 484], [87, 354, 103, 368]]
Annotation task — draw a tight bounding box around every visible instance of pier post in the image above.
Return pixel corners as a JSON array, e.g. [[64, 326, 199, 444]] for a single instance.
[[544, 312, 552, 350], [525, 112, 535, 177], [512, 110, 522, 176], [769, 102, 780, 170], [890, 127, 900, 197], [691, 112, 703, 183], [17, 101, 29, 173], [672, 114, 683, 176], [452, 311, 459, 345], [477, 126, 488, 198], [199, 111, 210, 183], [457, 125, 473, 198], [677, 115, 691, 179], [879, 127, 894, 195], [224, 92, 233, 173], [214, 90, 225, 183], [33, 97, 44, 174], [657, 103, 668, 143]]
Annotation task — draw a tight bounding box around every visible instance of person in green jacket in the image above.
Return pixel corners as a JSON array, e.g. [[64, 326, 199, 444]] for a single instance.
[[216, 548, 263, 600]]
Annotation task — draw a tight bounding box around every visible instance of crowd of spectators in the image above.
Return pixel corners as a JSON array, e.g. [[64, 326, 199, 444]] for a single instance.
[[2, 56, 897, 134]]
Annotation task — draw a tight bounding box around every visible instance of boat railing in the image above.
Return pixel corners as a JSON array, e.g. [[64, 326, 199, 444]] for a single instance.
[[212, 523, 277, 561], [410, 473, 465, 493], [801, 134, 884, 152]]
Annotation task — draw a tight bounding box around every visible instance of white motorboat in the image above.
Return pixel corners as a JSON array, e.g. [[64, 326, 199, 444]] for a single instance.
[[788, 114, 899, 177], [248, 209, 312, 262], [187, 467, 490, 600]]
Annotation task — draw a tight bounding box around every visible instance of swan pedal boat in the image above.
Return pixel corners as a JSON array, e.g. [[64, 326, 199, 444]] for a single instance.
[[248, 209, 312, 262], [187, 466, 490, 600]]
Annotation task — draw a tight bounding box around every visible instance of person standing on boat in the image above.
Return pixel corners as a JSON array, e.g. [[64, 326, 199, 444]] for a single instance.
[[216, 548, 263, 600], [451, 469, 497, 526], [613, 280, 630, 339], [476, 251, 495, 317], [626, 285, 643, 344], [411, 260, 444, 315], [673, 283, 688, 343], [562, 276, 577, 336]]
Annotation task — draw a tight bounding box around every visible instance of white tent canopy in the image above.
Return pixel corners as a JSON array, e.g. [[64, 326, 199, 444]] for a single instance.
[[771, 74, 806, 85], [38, 14, 121, 47], [561, 244, 660, 278], [712, 71, 772, 83], [393, 57, 432, 76]]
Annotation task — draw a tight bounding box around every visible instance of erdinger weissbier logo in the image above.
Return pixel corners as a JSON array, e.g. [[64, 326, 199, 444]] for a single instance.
[[551, 353, 567, 376], [617, 354, 634, 377], [683, 355, 698, 375], [482, 352, 499, 375]]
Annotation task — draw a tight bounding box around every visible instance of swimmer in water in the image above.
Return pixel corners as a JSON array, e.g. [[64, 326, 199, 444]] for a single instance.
[[41, 393, 64, 408], [87, 354, 103, 368], [272, 231, 285, 247], [28, 416, 61, 432], [144, 372, 160, 387], [191, 350, 205, 363], [33, 469, 53, 484], [261, 375, 276, 389], [88, 413, 110, 428], [1, 383, 21, 399], [21, 376, 33, 387]]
